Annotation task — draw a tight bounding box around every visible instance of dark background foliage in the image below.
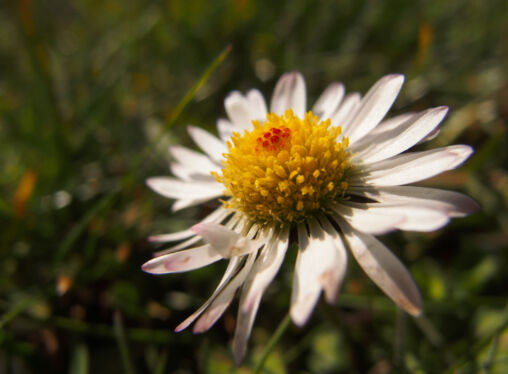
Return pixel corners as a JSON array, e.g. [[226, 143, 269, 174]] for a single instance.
[[1, 0, 507, 372]]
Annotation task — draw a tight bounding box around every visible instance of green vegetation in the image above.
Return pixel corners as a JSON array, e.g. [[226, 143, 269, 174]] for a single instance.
[[1, 0, 507, 372]]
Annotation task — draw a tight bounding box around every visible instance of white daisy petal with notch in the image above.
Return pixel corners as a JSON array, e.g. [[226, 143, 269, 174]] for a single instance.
[[141, 244, 222, 274], [270, 72, 306, 118]]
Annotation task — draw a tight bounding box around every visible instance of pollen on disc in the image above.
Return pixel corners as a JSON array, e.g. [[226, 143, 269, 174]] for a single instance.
[[213, 109, 351, 224]]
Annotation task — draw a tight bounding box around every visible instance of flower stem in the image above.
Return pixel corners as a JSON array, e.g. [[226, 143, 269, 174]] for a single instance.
[[253, 313, 291, 374]]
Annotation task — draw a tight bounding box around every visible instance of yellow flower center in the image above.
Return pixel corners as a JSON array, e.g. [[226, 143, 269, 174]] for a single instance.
[[213, 109, 351, 225]]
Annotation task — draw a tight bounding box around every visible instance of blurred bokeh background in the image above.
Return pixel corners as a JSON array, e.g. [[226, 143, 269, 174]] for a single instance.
[[1, 0, 507, 372]]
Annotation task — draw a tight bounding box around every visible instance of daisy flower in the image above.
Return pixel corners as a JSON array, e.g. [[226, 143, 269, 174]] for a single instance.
[[142, 72, 478, 363]]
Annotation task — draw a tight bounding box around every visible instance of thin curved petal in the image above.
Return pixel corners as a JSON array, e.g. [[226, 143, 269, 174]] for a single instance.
[[270, 72, 306, 118], [344, 74, 405, 144], [192, 252, 257, 333], [175, 256, 243, 332], [233, 289, 262, 366], [339, 219, 422, 316], [353, 145, 473, 186], [141, 244, 222, 274]]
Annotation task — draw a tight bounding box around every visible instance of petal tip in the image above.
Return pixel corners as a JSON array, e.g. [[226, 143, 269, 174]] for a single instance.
[[141, 261, 154, 274]]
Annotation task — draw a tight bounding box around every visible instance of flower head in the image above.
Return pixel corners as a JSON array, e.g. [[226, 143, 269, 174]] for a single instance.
[[143, 72, 478, 363]]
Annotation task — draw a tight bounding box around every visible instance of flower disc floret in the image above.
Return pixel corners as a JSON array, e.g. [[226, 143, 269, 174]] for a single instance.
[[213, 109, 351, 224]]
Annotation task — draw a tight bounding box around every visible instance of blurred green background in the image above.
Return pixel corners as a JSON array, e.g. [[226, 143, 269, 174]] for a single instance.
[[1, 0, 507, 372]]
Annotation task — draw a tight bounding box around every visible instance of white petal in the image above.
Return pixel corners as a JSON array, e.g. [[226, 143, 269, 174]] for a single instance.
[[418, 127, 440, 144], [353, 145, 473, 186], [333, 201, 450, 232], [192, 252, 257, 333], [171, 197, 211, 212], [149, 230, 194, 243], [339, 220, 422, 316], [331, 203, 406, 235], [351, 186, 480, 217], [192, 222, 239, 251], [224, 91, 255, 131], [158, 212, 246, 256], [146, 177, 224, 199], [391, 205, 450, 231], [141, 244, 222, 274], [246, 89, 268, 121], [270, 72, 306, 118], [241, 227, 289, 312], [352, 106, 448, 163], [231, 227, 288, 364], [312, 82, 345, 120], [187, 126, 228, 164], [330, 92, 361, 130], [315, 216, 348, 303], [148, 207, 230, 243], [169, 162, 215, 182], [344, 74, 405, 144], [369, 112, 415, 134], [175, 256, 243, 332], [217, 118, 236, 142], [192, 223, 260, 258], [169, 145, 221, 174], [233, 290, 262, 365], [290, 220, 344, 326]]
